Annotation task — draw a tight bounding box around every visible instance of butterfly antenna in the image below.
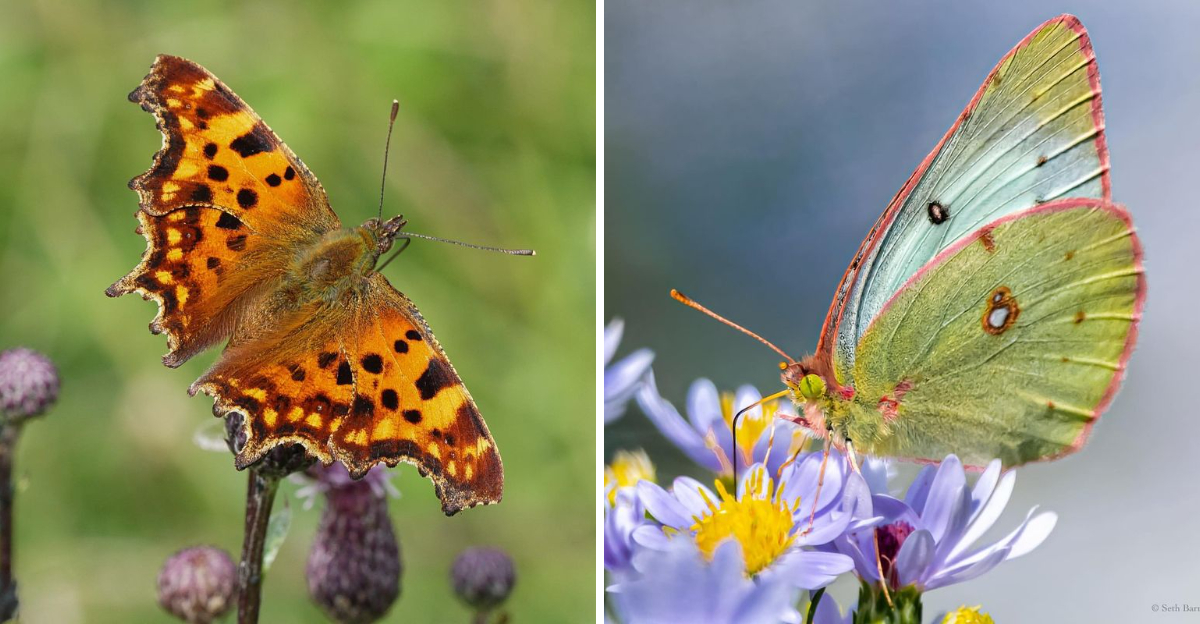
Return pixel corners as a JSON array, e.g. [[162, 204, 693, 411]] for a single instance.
[[378, 99, 400, 222], [730, 389, 790, 494], [670, 290, 795, 363], [403, 231, 535, 256]]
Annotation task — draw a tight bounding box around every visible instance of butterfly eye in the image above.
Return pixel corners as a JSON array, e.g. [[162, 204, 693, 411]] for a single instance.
[[799, 374, 826, 400], [778, 361, 787, 371]]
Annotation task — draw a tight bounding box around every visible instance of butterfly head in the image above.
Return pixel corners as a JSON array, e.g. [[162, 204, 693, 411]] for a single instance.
[[363, 215, 408, 257], [780, 359, 827, 402]]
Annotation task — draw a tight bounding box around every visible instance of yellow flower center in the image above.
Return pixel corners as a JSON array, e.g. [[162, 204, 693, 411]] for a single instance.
[[604, 449, 656, 505], [716, 391, 788, 466], [942, 606, 994, 624], [689, 466, 798, 576]]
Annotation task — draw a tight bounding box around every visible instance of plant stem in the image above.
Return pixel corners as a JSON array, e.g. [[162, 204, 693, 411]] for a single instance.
[[0, 424, 21, 622], [237, 467, 281, 624]]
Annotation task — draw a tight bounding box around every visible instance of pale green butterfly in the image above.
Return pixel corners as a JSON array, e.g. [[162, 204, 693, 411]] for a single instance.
[[676, 14, 1145, 469]]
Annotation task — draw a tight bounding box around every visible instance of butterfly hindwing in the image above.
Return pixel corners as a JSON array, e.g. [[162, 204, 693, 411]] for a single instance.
[[823, 15, 1109, 384], [841, 200, 1143, 467], [192, 274, 502, 514], [334, 274, 502, 513]]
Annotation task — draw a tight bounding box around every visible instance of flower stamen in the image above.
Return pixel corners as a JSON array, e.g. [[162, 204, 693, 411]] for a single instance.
[[689, 467, 798, 576]]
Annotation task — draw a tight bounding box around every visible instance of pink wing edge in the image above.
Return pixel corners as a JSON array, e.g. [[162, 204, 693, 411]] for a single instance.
[[860, 198, 1146, 469], [813, 14, 1109, 374]]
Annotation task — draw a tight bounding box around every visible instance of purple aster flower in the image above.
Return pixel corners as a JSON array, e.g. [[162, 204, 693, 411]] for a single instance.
[[604, 450, 656, 575], [775, 449, 881, 547], [834, 455, 1056, 592], [636, 375, 805, 478], [605, 319, 654, 423], [609, 537, 803, 624], [632, 464, 854, 590], [807, 593, 854, 624], [605, 487, 648, 575]]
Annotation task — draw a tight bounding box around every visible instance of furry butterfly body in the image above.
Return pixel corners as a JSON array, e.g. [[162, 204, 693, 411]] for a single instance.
[[108, 55, 502, 514], [769, 15, 1145, 467]]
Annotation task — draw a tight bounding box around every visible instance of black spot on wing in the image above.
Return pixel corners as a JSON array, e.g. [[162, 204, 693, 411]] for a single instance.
[[361, 354, 384, 374], [415, 358, 454, 400], [236, 188, 257, 209], [381, 389, 399, 410], [215, 211, 242, 230], [190, 185, 212, 203], [229, 124, 275, 158], [336, 361, 353, 385]]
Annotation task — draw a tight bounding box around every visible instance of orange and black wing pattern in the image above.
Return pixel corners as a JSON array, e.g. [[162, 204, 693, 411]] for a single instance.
[[192, 274, 502, 515], [108, 55, 339, 367]]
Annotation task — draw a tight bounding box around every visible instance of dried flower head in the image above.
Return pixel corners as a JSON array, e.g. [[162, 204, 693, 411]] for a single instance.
[[451, 547, 516, 613], [156, 546, 236, 624], [0, 348, 59, 424]]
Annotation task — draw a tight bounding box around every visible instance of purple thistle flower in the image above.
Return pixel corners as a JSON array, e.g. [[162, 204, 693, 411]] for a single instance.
[[833, 455, 1056, 592], [306, 463, 401, 624], [635, 376, 804, 478], [451, 547, 516, 613], [605, 319, 654, 423], [0, 348, 59, 423], [156, 546, 236, 624]]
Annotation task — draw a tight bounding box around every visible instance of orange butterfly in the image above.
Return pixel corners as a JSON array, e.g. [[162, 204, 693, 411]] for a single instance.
[[108, 55, 520, 515]]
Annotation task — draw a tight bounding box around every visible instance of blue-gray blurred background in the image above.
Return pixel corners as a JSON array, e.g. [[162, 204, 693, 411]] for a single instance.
[[606, 1, 1198, 620]]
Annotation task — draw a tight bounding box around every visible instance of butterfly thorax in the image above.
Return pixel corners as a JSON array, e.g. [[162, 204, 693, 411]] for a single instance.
[[781, 356, 862, 444], [285, 215, 404, 304]]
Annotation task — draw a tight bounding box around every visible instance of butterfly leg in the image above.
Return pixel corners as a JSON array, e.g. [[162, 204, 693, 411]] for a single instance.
[[800, 436, 831, 537], [846, 438, 895, 608], [374, 236, 411, 273]]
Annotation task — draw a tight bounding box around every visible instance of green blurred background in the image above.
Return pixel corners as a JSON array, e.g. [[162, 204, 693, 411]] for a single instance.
[[0, 1, 595, 622]]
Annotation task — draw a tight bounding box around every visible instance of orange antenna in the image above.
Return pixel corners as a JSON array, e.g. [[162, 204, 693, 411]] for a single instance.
[[670, 289, 796, 363]]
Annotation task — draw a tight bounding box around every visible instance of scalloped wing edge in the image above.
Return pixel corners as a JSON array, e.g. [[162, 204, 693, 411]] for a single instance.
[[190, 375, 501, 516], [125, 54, 331, 218], [104, 209, 185, 366]]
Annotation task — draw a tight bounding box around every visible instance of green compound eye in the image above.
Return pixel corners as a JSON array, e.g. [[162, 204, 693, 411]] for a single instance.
[[798, 374, 826, 400]]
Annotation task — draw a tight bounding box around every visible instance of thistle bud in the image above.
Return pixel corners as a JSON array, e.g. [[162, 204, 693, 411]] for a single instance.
[[0, 348, 59, 424], [451, 547, 516, 614], [156, 546, 236, 624]]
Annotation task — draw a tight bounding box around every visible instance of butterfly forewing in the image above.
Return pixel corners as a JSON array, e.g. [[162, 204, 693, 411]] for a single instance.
[[823, 15, 1110, 385]]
